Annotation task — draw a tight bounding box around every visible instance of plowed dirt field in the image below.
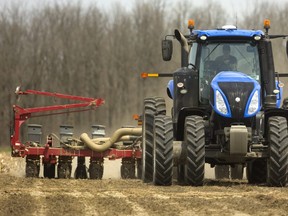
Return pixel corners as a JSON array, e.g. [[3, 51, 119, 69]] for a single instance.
[[1, 152, 288, 216]]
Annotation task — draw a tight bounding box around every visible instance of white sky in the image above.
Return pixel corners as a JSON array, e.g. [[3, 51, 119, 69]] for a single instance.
[[97, 0, 288, 22], [1, 0, 288, 24]]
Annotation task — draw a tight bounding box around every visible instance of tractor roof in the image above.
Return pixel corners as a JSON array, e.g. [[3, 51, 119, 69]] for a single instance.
[[193, 26, 264, 39]]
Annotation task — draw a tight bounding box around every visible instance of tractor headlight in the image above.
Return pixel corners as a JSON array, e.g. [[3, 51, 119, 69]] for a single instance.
[[215, 90, 228, 115], [247, 90, 259, 115]]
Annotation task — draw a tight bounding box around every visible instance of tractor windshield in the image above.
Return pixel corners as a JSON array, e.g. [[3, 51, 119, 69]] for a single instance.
[[195, 42, 260, 104]]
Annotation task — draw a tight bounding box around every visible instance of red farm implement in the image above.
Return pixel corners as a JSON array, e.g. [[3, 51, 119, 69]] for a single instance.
[[10, 87, 142, 179]]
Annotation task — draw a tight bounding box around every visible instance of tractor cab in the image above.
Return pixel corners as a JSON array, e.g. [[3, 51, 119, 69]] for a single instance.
[[165, 20, 286, 123], [192, 27, 278, 125]]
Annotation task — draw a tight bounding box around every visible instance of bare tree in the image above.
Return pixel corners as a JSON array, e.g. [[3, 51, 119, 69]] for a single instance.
[[2, 1, 288, 146], [242, 2, 288, 74]]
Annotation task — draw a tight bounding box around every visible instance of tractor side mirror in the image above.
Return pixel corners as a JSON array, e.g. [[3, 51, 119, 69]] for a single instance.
[[162, 39, 173, 61]]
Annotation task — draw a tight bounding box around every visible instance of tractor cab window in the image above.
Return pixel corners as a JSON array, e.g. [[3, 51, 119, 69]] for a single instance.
[[198, 42, 260, 104], [188, 43, 198, 67]]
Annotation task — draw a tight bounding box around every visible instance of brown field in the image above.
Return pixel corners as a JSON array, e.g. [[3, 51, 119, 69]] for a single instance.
[[1, 152, 288, 216]]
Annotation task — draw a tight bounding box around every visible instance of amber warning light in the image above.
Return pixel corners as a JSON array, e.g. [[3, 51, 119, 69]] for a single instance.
[[188, 19, 195, 29], [264, 19, 271, 29], [133, 114, 142, 126], [133, 114, 139, 120]]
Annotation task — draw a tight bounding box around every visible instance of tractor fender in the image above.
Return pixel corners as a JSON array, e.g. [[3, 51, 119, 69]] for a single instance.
[[167, 80, 174, 99], [175, 107, 207, 141]]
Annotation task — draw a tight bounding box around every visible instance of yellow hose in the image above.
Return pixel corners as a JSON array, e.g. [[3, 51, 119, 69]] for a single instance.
[[80, 127, 142, 152]]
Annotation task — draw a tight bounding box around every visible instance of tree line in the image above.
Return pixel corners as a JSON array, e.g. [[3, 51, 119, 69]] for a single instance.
[[1, 1, 288, 146]]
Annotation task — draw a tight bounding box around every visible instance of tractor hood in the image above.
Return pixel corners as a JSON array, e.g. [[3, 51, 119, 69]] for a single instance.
[[210, 72, 261, 118]]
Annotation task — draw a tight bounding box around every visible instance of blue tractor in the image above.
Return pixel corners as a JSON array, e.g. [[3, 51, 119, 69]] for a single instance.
[[141, 19, 288, 186]]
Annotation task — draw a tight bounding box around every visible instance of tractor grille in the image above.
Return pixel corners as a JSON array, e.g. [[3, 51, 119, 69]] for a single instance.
[[218, 82, 254, 119]]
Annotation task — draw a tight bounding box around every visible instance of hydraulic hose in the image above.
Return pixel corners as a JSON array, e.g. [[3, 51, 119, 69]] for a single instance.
[[80, 127, 142, 152]]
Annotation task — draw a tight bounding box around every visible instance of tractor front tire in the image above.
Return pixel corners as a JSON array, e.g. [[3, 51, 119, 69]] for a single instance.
[[153, 116, 173, 186], [184, 115, 205, 186], [267, 116, 288, 187]]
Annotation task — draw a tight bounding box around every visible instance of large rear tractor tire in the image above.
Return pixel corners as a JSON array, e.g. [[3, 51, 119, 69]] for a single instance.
[[141, 97, 166, 183], [153, 116, 173, 186], [267, 116, 288, 187], [184, 116, 205, 186], [246, 159, 267, 184]]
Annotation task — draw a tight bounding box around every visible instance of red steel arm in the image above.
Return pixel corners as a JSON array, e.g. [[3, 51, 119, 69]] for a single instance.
[[16, 89, 102, 103], [11, 88, 105, 156]]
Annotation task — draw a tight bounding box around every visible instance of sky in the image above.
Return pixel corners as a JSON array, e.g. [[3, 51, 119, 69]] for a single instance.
[[97, 0, 288, 23], [0, 0, 285, 12], [1, 0, 288, 24]]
